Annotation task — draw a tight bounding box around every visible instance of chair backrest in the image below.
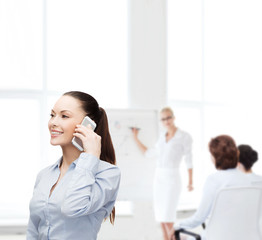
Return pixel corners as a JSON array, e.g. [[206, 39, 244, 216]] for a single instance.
[[253, 181, 262, 236], [206, 186, 262, 240], [252, 181, 262, 187]]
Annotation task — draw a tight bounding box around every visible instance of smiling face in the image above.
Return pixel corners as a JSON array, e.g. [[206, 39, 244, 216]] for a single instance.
[[48, 95, 86, 147]]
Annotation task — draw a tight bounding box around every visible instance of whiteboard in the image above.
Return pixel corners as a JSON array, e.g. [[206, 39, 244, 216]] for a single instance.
[[106, 109, 159, 201]]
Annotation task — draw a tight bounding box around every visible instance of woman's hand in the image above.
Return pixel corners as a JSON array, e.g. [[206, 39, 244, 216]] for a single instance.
[[73, 124, 101, 158], [187, 184, 194, 191], [131, 127, 140, 140]]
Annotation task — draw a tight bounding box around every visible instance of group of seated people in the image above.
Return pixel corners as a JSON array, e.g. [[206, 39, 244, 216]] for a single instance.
[[169, 134, 262, 240]]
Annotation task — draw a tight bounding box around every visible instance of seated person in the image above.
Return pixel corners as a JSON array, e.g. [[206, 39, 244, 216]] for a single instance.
[[169, 135, 252, 240], [238, 144, 262, 182]]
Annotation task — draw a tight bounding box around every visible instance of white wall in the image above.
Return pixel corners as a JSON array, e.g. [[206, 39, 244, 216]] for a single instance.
[[128, 0, 167, 110]]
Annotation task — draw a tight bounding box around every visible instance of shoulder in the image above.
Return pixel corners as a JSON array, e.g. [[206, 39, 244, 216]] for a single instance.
[[206, 169, 247, 186], [34, 160, 59, 185], [98, 160, 120, 171], [77, 153, 120, 177], [204, 171, 225, 188], [207, 169, 236, 179], [180, 129, 191, 138], [248, 173, 262, 182], [205, 172, 219, 184], [98, 160, 121, 177], [177, 129, 192, 143], [96, 161, 121, 188], [40, 161, 57, 172]]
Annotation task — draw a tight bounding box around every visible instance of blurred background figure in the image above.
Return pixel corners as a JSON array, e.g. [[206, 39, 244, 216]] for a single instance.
[[170, 135, 253, 240], [131, 107, 193, 240], [238, 144, 262, 182]]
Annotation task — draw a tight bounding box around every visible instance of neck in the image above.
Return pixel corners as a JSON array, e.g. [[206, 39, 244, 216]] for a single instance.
[[61, 144, 81, 168], [167, 125, 177, 135], [237, 163, 253, 174]]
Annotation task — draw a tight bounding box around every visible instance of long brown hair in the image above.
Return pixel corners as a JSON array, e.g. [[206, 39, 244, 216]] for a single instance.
[[63, 91, 116, 223]]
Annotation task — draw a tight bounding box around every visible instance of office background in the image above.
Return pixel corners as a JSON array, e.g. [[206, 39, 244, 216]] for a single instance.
[[0, 0, 262, 239]]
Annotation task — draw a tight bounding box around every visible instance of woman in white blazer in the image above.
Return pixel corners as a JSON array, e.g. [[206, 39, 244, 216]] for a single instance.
[[132, 107, 193, 240]]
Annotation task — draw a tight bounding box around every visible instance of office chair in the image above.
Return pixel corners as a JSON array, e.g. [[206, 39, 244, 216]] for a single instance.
[[252, 180, 262, 187], [175, 186, 262, 240]]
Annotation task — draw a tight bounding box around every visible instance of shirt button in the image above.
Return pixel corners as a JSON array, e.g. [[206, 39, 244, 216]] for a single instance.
[[46, 220, 49, 226]]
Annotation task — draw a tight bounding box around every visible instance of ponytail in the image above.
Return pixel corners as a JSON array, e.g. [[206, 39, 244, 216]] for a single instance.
[[95, 108, 116, 224], [95, 107, 116, 165]]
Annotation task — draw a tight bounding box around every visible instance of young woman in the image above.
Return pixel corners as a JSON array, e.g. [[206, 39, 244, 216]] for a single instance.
[[132, 107, 193, 240], [170, 135, 251, 240], [26, 91, 121, 240], [238, 144, 262, 182]]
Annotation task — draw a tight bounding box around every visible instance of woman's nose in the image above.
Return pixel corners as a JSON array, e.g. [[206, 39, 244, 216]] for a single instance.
[[50, 116, 59, 127]]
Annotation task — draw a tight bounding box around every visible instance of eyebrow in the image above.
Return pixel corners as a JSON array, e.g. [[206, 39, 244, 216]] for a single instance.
[[51, 109, 73, 114]]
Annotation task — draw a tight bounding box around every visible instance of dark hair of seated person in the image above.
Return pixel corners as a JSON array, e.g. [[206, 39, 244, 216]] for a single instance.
[[238, 144, 258, 171], [209, 135, 239, 170]]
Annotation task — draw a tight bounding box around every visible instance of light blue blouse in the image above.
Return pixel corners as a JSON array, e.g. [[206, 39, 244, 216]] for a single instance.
[[26, 153, 121, 240]]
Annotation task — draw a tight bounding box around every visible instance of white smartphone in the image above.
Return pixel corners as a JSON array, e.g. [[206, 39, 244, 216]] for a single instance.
[[72, 116, 97, 151]]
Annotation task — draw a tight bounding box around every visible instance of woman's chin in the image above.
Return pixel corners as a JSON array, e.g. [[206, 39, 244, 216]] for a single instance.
[[50, 139, 61, 146], [50, 140, 75, 149]]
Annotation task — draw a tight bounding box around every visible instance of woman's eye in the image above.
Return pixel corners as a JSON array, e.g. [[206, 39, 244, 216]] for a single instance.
[[62, 115, 69, 118], [50, 113, 54, 117]]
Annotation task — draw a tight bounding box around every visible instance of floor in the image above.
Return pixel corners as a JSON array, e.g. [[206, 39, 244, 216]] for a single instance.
[[0, 236, 24, 240]]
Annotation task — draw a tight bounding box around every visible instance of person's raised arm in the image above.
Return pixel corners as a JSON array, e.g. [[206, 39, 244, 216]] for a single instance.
[[131, 127, 148, 154]]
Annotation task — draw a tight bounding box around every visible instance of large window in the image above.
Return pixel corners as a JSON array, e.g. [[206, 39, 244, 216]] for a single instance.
[[0, 0, 127, 224], [0, 0, 43, 89], [168, 0, 262, 207], [46, 0, 128, 107]]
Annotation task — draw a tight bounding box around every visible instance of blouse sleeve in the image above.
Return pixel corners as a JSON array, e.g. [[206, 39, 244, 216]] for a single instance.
[[61, 153, 121, 218], [26, 170, 45, 239], [175, 175, 217, 230], [183, 133, 193, 169], [26, 218, 38, 239]]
